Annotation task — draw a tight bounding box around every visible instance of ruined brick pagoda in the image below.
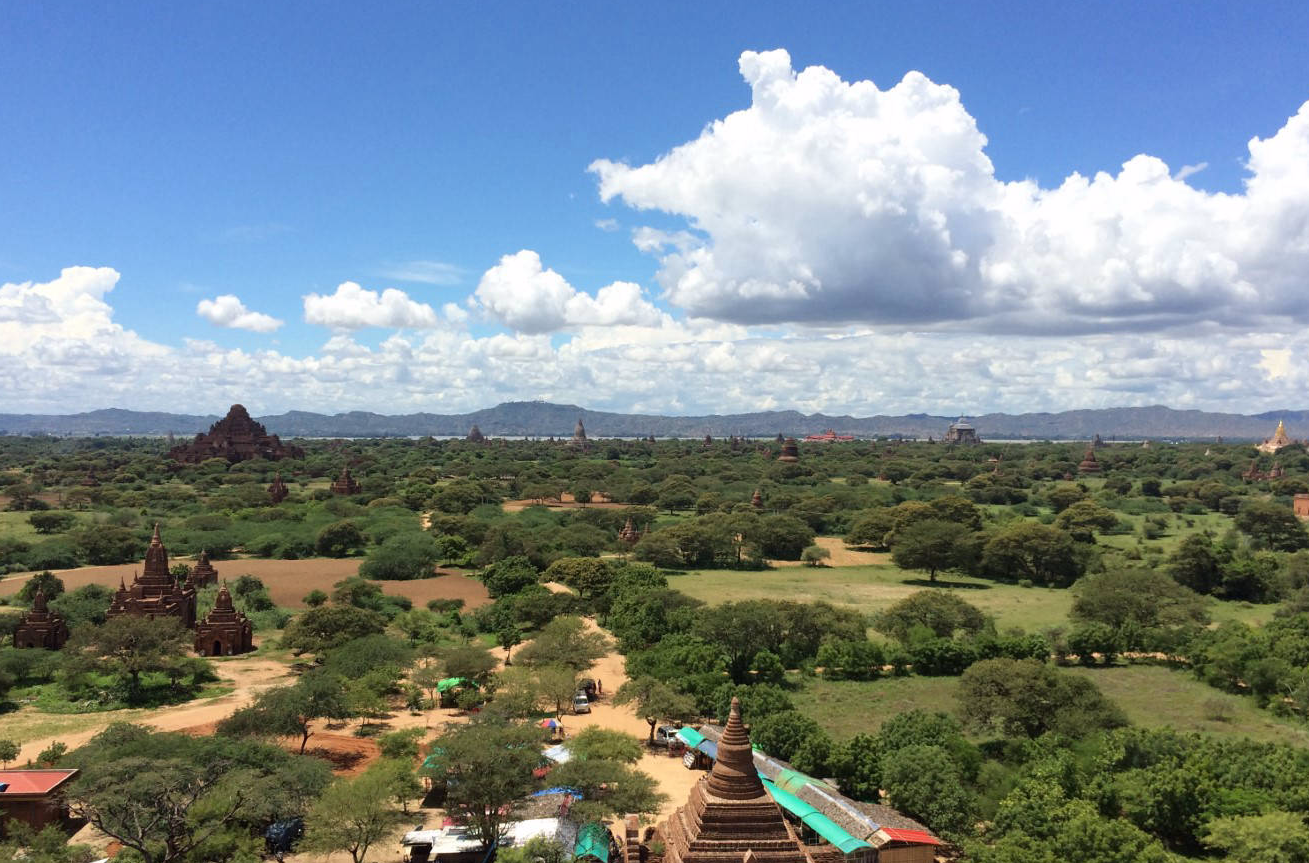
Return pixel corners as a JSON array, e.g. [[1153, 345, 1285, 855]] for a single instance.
[[108, 524, 197, 628], [188, 550, 219, 587], [168, 404, 304, 464], [267, 472, 289, 504], [194, 582, 253, 656], [1078, 447, 1101, 474], [12, 588, 69, 650], [659, 697, 815, 863], [777, 438, 800, 463], [619, 517, 640, 545], [330, 465, 361, 495]]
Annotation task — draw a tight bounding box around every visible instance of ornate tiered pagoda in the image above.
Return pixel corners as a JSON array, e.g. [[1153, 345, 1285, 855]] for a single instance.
[[467, 425, 486, 443], [168, 404, 304, 464], [267, 472, 289, 504], [12, 588, 69, 650], [1258, 420, 1294, 454], [618, 517, 640, 545], [659, 698, 815, 863], [194, 582, 253, 657], [570, 417, 590, 449], [108, 524, 197, 628], [777, 438, 800, 463], [330, 465, 361, 495], [188, 550, 219, 587]]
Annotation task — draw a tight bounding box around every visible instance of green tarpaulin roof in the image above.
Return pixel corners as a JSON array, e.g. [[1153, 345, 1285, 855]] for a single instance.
[[676, 727, 705, 748], [762, 779, 871, 855], [574, 822, 611, 863], [436, 677, 477, 693]]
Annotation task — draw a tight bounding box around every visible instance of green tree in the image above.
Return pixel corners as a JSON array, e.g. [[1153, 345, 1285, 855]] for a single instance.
[[614, 676, 698, 745], [881, 744, 976, 835], [1166, 535, 1228, 595], [359, 532, 440, 580], [303, 763, 408, 863], [1070, 569, 1209, 629], [427, 720, 543, 849], [281, 604, 386, 654], [535, 663, 580, 717], [1235, 498, 1309, 551], [1054, 500, 1120, 542], [62, 615, 195, 702], [982, 522, 1085, 586], [28, 512, 75, 534], [750, 711, 828, 762], [1046, 484, 1087, 512], [0, 738, 18, 768], [303, 588, 329, 607], [569, 727, 644, 764], [442, 643, 499, 682], [546, 758, 667, 823], [543, 557, 615, 600], [217, 671, 351, 753], [957, 658, 1126, 739], [875, 590, 988, 642], [1203, 811, 1309, 863], [844, 508, 896, 549], [479, 555, 541, 598], [314, 520, 365, 557], [17, 571, 64, 604], [515, 616, 610, 672], [890, 519, 976, 581], [800, 544, 831, 566], [758, 514, 815, 560]]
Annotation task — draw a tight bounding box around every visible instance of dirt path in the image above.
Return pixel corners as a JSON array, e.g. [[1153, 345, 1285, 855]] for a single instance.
[[11, 654, 293, 764], [502, 492, 627, 513]]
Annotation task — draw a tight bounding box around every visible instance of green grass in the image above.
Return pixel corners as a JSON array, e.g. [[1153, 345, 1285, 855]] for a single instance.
[[0, 509, 93, 544], [795, 665, 1309, 748], [672, 563, 1076, 632]]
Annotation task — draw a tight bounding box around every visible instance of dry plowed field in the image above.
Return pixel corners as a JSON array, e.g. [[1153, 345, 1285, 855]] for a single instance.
[[0, 558, 490, 609]]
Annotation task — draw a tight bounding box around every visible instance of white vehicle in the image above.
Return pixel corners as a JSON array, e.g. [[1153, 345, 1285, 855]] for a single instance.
[[572, 692, 592, 714]]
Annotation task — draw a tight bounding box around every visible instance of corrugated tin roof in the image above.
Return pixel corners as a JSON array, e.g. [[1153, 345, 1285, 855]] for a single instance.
[[796, 784, 883, 840], [0, 770, 79, 796], [677, 727, 705, 748], [761, 780, 871, 855]]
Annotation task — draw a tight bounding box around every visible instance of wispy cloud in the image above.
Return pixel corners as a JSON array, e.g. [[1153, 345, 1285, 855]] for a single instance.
[[594, 218, 619, 232], [1174, 161, 1209, 181], [379, 260, 464, 285]]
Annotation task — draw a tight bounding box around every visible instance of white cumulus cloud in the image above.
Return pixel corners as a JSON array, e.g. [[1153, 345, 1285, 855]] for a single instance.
[[196, 294, 283, 332], [472, 249, 666, 334], [303, 281, 441, 330], [591, 49, 1309, 335]]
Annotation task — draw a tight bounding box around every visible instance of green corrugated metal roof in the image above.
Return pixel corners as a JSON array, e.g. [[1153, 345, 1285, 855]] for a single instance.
[[437, 677, 476, 693], [773, 768, 825, 794], [761, 779, 871, 855], [676, 727, 705, 748], [574, 822, 610, 863]]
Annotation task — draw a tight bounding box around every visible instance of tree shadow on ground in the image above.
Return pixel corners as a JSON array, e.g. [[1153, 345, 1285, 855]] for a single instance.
[[901, 578, 991, 590]]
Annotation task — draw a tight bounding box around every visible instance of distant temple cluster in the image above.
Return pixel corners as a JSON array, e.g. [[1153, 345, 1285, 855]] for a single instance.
[[13, 525, 252, 656], [169, 404, 304, 464]]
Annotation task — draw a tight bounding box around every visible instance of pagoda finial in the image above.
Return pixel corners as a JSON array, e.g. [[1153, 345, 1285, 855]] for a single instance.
[[151, 522, 162, 545], [32, 587, 48, 612]]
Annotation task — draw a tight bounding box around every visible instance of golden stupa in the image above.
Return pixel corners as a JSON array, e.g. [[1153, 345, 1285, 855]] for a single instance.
[[1257, 420, 1293, 454]]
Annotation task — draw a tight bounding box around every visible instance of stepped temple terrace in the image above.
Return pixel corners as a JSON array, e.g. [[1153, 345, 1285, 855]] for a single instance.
[[1257, 419, 1296, 453], [107, 524, 197, 628], [1078, 447, 1101, 474], [168, 404, 304, 464]]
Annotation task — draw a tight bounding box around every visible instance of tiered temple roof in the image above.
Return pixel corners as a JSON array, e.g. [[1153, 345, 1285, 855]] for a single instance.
[[108, 524, 197, 628], [467, 425, 486, 443], [618, 518, 640, 545], [168, 404, 304, 464], [12, 588, 69, 650], [189, 550, 218, 587], [660, 698, 815, 863], [1078, 447, 1101, 474], [195, 582, 253, 657], [330, 465, 361, 495]]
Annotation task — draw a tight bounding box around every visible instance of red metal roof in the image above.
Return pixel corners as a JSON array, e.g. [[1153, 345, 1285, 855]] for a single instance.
[[0, 769, 79, 795], [876, 828, 941, 846]]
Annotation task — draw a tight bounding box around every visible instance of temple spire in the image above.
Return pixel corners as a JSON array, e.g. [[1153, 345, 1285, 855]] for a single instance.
[[706, 697, 767, 800]]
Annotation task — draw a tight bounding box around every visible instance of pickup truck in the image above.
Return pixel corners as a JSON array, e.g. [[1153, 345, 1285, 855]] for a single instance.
[[651, 725, 681, 747]]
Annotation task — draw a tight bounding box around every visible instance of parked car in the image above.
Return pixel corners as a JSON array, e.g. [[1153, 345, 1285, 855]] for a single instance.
[[651, 725, 681, 747], [265, 818, 304, 861], [578, 679, 597, 700], [572, 691, 592, 714]]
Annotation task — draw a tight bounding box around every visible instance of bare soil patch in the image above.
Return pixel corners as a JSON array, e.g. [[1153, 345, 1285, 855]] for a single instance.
[[768, 535, 890, 568], [0, 559, 490, 609], [502, 492, 627, 512], [177, 721, 382, 777]]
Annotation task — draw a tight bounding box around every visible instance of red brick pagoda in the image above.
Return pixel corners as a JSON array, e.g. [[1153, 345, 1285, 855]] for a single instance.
[[330, 465, 361, 495], [751, 489, 763, 509], [12, 588, 69, 650], [777, 438, 800, 463], [168, 404, 304, 464], [194, 582, 253, 657], [188, 550, 219, 587], [267, 471, 290, 504], [107, 524, 197, 628], [618, 517, 639, 545], [660, 698, 815, 863], [1077, 447, 1101, 474]]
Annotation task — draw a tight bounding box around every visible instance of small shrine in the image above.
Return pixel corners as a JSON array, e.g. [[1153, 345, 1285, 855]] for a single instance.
[[570, 417, 590, 449], [777, 438, 800, 463], [189, 550, 219, 587], [330, 465, 361, 495], [618, 517, 640, 545], [194, 582, 254, 657], [168, 404, 304, 464], [1078, 447, 1101, 474], [12, 588, 69, 650], [1242, 459, 1286, 483], [267, 471, 289, 504], [751, 489, 763, 509], [107, 525, 197, 629]]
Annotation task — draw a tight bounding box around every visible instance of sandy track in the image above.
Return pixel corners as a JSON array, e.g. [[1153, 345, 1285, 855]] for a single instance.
[[11, 654, 294, 765], [0, 559, 490, 610], [768, 535, 890, 568], [502, 492, 626, 513]]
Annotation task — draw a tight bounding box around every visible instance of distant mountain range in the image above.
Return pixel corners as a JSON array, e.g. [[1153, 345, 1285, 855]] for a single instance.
[[0, 402, 1302, 441]]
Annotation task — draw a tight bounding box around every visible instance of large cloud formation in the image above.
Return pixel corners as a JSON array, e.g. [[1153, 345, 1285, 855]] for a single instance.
[[591, 50, 1309, 334], [196, 294, 284, 332], [303, 281, 442, 330]]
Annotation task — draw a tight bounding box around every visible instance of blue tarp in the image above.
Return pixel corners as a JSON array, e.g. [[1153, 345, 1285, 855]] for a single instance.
[[696, 739, 718, 760], [530, 786, 582, 798]]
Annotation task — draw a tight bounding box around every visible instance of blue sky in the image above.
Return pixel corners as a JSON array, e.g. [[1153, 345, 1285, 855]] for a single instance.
[[3, 2, 1309, 415]]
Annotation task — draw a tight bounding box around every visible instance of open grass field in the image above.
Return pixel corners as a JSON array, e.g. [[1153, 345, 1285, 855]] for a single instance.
[[796, 665, 1309, 747], [0, 557, 491, 610], [0, 509, 95, 544]]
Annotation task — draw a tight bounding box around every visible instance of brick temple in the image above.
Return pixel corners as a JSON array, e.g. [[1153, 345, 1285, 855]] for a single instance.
[[188, 550, 219, 587], [168, 404, 304, 464], [330, 465, 361, 495], [194, 582, 253, 656], [267, 471, 290, 504], [12, 588, 69, 649], [108, 524, 197, 628], [659, 698, 815, 863]]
